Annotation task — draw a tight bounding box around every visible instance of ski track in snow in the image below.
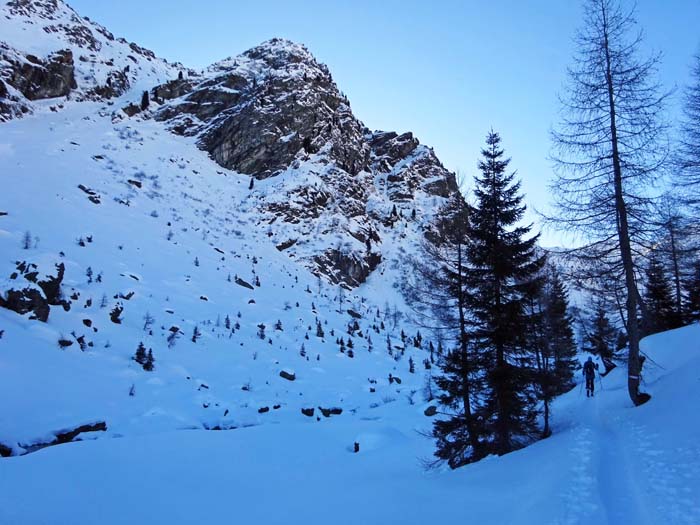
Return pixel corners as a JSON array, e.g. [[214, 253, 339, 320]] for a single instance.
[[594, 405, 652, 525], [632, 422, 700, 524], [562, 379, 700, 525], [559, 423, 598, 524]]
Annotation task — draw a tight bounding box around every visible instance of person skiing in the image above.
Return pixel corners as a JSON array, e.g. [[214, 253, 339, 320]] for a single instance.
[[583, 357, 599, 397]]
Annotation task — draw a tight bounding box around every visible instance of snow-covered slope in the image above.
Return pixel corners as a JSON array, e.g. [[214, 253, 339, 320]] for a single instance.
[[0, 0, 179, 120], [0, 98, 434, 450], [151, 37, 458, 287], [2, 315, 698, 524], [1, 0, 454, 460]]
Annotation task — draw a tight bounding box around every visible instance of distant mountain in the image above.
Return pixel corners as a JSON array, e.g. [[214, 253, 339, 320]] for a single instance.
[[0, 0, 453, 453], [0, 0, 178, 120], [151, 37, 459, 286], [1, 2, 459, 288]]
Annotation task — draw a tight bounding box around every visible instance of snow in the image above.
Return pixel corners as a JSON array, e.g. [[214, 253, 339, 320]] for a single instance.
[[1, 4, 699, 524], [1, 323, 699, 524], [0, 92, 429, 451], [0, 0, 178, 118]]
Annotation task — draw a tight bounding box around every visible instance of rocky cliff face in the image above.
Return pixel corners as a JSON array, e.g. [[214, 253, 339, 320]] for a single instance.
[[1, 2, 460, 288], [155, 40, 370, 179], [0, 0, 178, 121], [152, 39, 459, 287]]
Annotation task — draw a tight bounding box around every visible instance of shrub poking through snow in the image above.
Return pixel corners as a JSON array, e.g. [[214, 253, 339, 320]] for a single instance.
[[134, 342, 147, 364], [109, 304, 123, 324], [143, 349, 155, 371]]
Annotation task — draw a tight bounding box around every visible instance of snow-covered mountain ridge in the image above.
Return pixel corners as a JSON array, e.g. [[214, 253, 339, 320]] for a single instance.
[[0, 0, 179, 120], [150, 36, 458, 287], [1, 0, 459, 288], [0, 0, 447, 457]]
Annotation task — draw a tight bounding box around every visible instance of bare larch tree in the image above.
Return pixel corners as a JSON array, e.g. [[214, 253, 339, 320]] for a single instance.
[[549, 0, 670, 406]]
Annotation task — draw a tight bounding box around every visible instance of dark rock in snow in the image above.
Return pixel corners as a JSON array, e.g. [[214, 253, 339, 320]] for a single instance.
[[301, 407, 314, 417], [319, 407, 342, 417], [54, 421, 107, 444], [235, 277, 254, 290], [0, 261, 66, 321], [0, 287, 50, 321], [0, 442, 13, 457], [1, 47, 77, 101], [279, 370, 296, 381]]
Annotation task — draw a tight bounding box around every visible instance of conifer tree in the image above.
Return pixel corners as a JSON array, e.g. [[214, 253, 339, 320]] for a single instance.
[[644, 253, 679, 335], [464, 130, 545, 457], [526, 266, 577, 437], [407, 193, 484, 466], [134, 342, 147, 365], [192, 325, 202, 343], [22, 230, 32, 250], [676, 51, 700, 206], [143, 349, 155, 371], [584, 301, 618, 359], [683, 259, 700, 323], [549, 0, 669, 405], [140, 90, 149, 111], [545, 271, 577, 395]]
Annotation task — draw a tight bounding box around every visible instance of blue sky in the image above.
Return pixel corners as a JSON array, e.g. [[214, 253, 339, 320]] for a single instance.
[[69, 0, 699, 245]]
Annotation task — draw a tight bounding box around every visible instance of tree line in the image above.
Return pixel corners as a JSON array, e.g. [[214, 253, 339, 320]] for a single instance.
[[408, 0, 700, 468]]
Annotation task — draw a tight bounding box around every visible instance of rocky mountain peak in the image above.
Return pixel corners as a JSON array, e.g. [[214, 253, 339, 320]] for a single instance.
[[155, 38, 368, 179], [213, 38, 319, 73], [6, 0, 62, 20], [147, 39, 459, 287], [1, 0, 460, 288], [0, 0, 177, 121]]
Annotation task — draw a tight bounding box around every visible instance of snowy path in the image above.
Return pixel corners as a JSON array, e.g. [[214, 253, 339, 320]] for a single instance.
[[592, 399, 653, 525], [566, 364, 700, 525], [2, 326, 699, 524]]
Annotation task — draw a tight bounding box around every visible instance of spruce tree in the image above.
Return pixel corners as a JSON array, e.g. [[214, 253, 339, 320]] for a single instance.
[[527, 265, 578, 437], [192, 325, 202, 343], [143, 349, 155, 371], [683, 259, 700, 323], [545, 271, 577, 395], [134, 342, 147, 365], [433, 345, 484, 467], [140, 90, 150, 111], [464, 130, 545, 457], [585, 301, 617, 359], [409, 194, 484, 466], [644, 253, 679, 335]]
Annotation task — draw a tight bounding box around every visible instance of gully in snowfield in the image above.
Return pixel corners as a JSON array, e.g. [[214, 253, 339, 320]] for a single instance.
[[583, 357, 599, 397]]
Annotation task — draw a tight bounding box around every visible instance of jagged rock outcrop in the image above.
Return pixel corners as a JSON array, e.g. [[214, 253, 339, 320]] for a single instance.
[[153, 38, 459, 287], [1, 1, 460, 288], [0, 46, 76, 101], [0, 261, 67, 321], [155, 39, 370, 179], [0, 0, 178, 121]]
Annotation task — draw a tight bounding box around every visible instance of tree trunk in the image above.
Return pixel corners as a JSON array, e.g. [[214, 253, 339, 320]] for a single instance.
[[669, 225, 683, 315], [456, 241, 481, 456], [602, 13, 645, 406]]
